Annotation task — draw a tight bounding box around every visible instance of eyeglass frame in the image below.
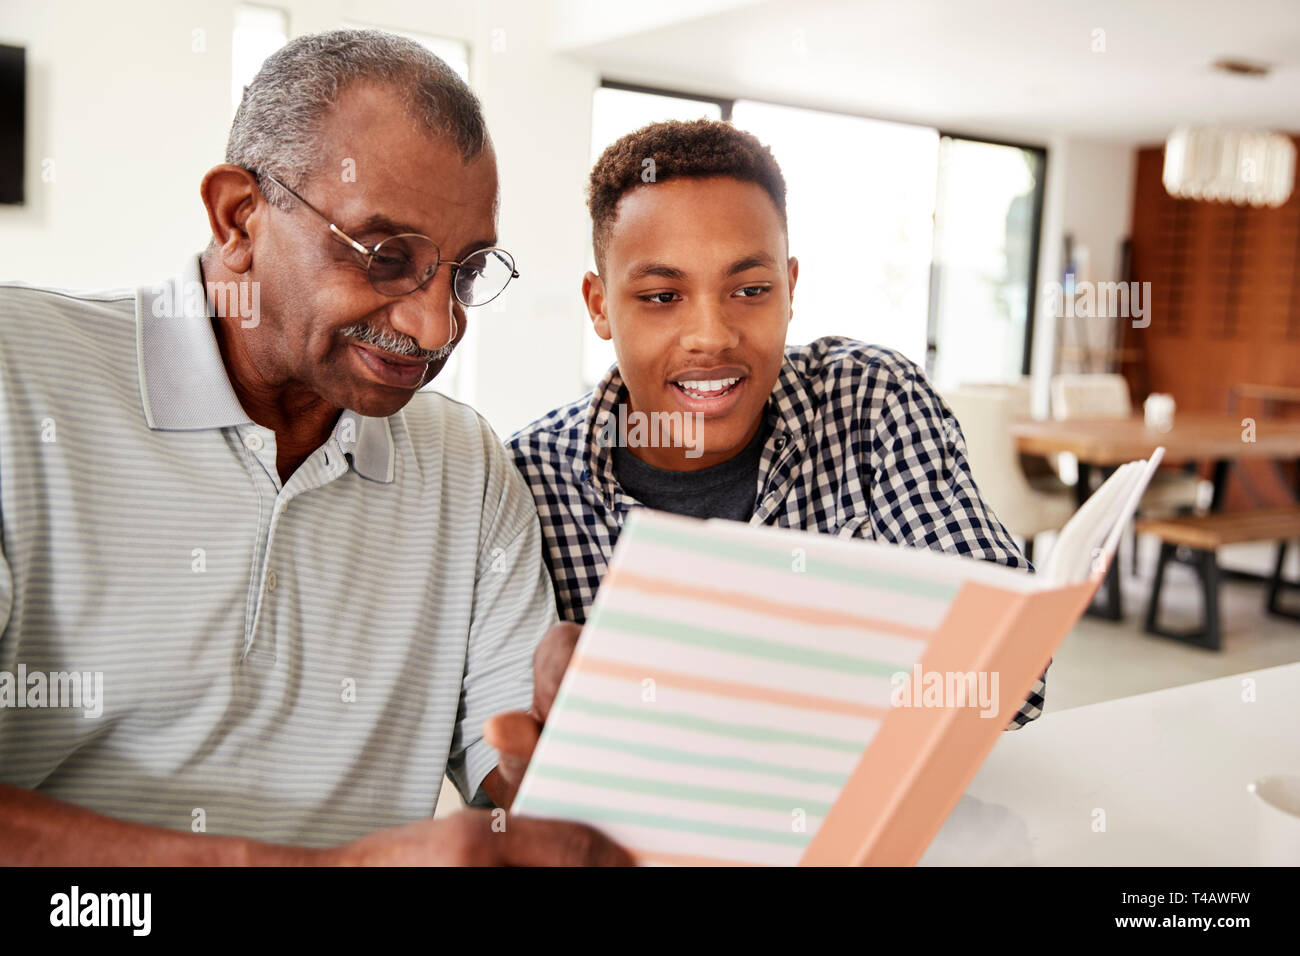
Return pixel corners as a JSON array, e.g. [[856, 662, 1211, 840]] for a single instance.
[[252, 170, 519, 306]]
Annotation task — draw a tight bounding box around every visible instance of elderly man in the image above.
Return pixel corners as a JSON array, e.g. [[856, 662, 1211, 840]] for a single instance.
[[0, 30, 625, 865]]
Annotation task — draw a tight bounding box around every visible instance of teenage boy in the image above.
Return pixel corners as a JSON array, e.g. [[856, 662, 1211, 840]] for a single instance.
[[0, 30, 627, 866], [507, 119, 1046, 729]]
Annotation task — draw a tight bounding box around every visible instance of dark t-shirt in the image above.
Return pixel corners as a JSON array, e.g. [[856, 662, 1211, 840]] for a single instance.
[[611, 418, 773, 521]]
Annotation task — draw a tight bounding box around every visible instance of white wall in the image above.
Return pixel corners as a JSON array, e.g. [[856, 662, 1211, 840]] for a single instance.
[[1059, 140, 1137, 289], [1029, 135, 1068, 420], [463, 2, 595, 434], [1029, 137, 1138, 417], [0, 0, 230, 291]]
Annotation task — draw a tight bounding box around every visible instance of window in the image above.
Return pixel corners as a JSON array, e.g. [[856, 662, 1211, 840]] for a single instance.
[[231, 4, 288, 116], [928, 137, 1046, 388], [730, 100, 938, 366], [590, 84, 725, 159]]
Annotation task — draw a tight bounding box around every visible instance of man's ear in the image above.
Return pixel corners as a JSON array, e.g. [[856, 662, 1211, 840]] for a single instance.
[[200, 164, 264, 276], [582, 270, 612, 341]]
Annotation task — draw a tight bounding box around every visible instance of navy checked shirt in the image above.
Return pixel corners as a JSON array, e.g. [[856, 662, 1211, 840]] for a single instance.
[[507, 336, 1047, 729]]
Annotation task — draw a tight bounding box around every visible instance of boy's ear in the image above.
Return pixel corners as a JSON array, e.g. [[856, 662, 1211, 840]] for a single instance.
[[582, 271, 612, 341], [787, 256, 799, 323]]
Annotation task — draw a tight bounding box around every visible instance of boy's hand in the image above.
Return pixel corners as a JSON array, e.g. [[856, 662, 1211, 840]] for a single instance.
[[482, 621, 582, 808]]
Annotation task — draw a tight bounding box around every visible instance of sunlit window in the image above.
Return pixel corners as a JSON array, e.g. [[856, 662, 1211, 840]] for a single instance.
[[929, 137, 1044, 389], [731, 100, 938, 367], [231, 4, 288, 116]]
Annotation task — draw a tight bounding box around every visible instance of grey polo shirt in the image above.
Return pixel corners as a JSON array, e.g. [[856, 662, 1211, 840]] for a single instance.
[[0, 256, 555, 848]]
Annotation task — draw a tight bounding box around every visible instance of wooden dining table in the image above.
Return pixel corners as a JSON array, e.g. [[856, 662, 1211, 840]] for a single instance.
[[1009, 413, 1300, 619]]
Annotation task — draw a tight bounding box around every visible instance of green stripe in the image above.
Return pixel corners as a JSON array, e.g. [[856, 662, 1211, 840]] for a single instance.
[[629, 515, 958, 601], [520, 797, 811, 848], [589, 607, 907, 677], [554, 693, 867, 753], [535, 764, 832, 816], [546, 728, 848, 786]]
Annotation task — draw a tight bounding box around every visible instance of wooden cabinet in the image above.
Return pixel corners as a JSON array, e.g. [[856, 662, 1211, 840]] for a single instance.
[[1128, 140, 1300, 411], [1126, 138, 1300, 507]]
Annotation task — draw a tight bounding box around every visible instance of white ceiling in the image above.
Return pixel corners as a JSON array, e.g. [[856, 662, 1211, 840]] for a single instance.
[[553, 0, 1300, 145]]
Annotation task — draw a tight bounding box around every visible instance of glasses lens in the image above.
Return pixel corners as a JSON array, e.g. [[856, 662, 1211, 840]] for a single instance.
[[368, 235, 440, 295], [454, 248, 516, 306]]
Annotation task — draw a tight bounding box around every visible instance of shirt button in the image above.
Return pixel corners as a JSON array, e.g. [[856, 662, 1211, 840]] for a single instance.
[[774, 436, 787, 449], [244, 433, 265, 452], [266, 570, 278, 592]]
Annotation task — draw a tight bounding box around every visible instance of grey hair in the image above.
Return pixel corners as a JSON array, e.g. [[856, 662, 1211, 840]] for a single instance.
[[225, 29, 488, 208]]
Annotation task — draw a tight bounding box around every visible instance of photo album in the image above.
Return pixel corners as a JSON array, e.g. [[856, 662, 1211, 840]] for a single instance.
[[514, 450, 1166, 865]]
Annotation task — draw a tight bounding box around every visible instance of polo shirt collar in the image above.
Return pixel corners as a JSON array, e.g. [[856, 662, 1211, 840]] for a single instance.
[[135, 256, 395, 483], [135, 255, 249, 432]]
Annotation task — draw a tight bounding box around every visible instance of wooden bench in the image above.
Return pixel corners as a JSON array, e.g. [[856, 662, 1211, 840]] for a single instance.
[[1134, 508, 1300, 650]]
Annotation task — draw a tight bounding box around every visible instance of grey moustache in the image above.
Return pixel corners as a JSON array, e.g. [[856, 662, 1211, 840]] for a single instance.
[[340, 324, 454, 362]]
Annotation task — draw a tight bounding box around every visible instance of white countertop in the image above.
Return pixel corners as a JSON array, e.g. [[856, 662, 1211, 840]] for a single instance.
[[921, 661, 1300, 865]]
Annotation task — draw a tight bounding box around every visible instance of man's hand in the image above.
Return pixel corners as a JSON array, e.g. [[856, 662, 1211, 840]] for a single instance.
[[0, 784, 630, 867], [326, 809, 631, 866], [482, 621, 581, 809]]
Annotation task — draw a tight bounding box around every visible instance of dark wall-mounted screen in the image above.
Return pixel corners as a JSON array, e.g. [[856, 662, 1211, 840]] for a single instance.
[[0, 44, 26, 205]]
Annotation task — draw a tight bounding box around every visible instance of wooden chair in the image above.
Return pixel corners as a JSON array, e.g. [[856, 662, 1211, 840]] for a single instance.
[[1134, 508, 1300, 650]]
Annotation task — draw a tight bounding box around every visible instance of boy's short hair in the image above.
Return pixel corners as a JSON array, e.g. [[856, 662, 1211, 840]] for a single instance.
[[587, 118, 788, 272]]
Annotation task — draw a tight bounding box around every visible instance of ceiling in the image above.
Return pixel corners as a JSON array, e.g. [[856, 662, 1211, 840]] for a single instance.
[[553, 0, 1300, 144]]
